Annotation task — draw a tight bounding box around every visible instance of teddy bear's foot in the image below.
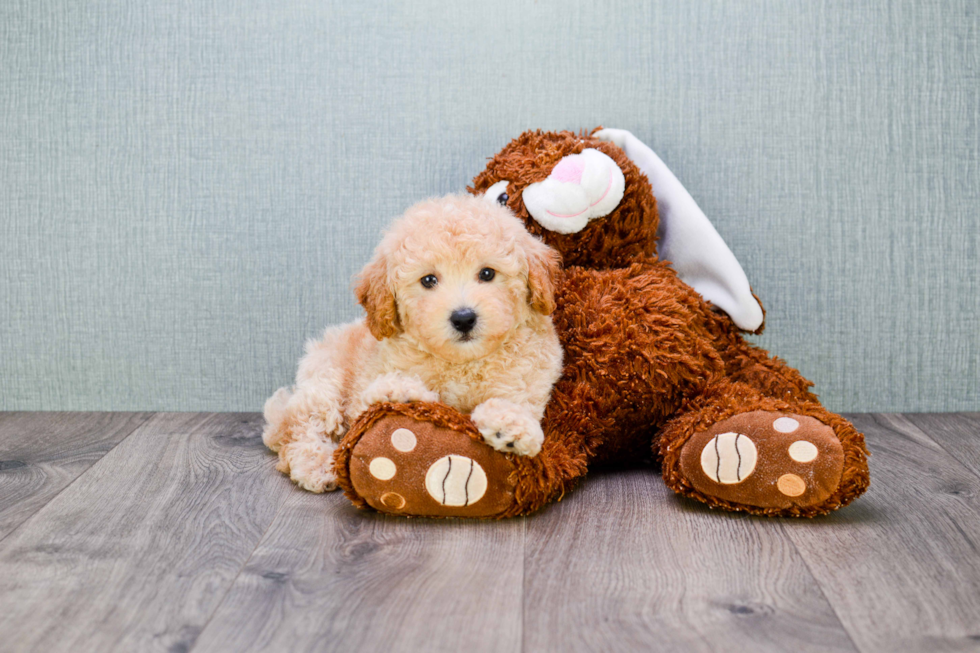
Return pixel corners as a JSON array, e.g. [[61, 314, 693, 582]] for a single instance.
[[678, 411, 845, 510], [334, 403, 520, 518]]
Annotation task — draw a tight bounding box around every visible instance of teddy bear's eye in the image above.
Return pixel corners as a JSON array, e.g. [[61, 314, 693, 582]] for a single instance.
[[478, 268, 496, 282], [484, 180, 510, 207], [420, 274, 438, 289]]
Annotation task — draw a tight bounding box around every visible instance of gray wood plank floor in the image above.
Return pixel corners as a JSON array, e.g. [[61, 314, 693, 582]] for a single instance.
[[0, 412, 152, 541], [0, 412, 977, 653]]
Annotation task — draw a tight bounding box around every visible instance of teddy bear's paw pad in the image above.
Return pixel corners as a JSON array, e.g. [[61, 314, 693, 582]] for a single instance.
[[347, 415, 517, 518], [679, 411, 844, 509], [425, 455, 488, 506], [699, 432, 758, 484]]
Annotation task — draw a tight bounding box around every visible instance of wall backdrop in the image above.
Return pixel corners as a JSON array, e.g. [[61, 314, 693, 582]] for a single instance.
[[2, 0, 977, 412]]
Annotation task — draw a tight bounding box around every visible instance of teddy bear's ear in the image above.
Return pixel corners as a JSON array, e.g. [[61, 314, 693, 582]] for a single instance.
[[355, 253, 402, 340], [523, 233, 561, 315], [595, 128, 764, 332]]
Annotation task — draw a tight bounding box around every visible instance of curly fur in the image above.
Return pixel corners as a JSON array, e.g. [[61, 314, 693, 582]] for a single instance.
[[263, 194, 563, 492]]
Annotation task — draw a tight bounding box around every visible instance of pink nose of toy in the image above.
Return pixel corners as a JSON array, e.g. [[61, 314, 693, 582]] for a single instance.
[[550, 156, 585, 184]]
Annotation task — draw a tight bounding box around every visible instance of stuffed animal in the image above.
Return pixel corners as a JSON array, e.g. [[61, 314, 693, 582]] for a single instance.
[[332, 128, 870, 518]]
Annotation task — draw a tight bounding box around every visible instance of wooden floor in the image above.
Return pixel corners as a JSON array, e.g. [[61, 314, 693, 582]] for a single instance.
[[0, 413, 978, 652]]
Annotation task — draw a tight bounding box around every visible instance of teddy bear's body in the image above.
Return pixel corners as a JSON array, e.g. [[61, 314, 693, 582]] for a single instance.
[[538, 258, 867, 514], [332, 129, 870, 518]]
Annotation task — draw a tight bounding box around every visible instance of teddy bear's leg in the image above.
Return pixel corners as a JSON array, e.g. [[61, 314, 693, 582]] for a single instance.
[[658, 379, 869, 517], [722, 339, 822, 404], [333, 402, 588, 518]]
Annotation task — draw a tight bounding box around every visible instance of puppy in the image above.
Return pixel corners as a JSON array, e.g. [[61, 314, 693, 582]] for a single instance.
[[262, 194, 563, 492]]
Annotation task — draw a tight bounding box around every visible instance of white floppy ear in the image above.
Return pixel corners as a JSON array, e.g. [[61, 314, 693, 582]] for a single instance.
[[595, 128, 764, 332]]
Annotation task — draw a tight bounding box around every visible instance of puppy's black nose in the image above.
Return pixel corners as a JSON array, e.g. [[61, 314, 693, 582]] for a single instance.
[[450, 308, 478, 334]]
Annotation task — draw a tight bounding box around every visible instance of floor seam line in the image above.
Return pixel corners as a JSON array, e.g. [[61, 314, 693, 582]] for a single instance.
[[779, 519, 865, 653], [902, 413, 980, 483], [0, 411, 156, 547], [187, 489, 291, 653]]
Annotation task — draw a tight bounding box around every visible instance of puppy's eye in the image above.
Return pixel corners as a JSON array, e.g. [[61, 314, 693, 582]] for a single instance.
[[478, 268, 496, 282], [420, 274, 438, 289], [496, 192, 509, 206]]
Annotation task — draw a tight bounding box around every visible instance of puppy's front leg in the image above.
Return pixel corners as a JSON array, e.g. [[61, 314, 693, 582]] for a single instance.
[[356, 372, 439, 411], [471, 398, 544, 457]]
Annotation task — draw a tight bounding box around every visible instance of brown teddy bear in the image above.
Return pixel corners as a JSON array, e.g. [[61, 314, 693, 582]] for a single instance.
[[333, 128, 870, 519]]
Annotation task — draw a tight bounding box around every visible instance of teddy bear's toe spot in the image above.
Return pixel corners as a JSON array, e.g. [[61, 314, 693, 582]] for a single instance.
[[773, 417, 800, 433], [390, 428, 417, 452], [700, 432, 757, 484], [425, 455, 488, 507], [788, 440, 819, 463], [777, 473, 807, 497], [380, 491, 406, 509], [369, 457, 396, 480]]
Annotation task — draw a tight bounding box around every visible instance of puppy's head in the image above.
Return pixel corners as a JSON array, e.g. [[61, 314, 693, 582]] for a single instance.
[[355, 194, 560, 362]]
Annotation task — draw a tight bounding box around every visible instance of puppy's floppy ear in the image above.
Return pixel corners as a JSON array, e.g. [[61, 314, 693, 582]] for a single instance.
[[523, 234, 561, 315], [355, 253, 402, 340]]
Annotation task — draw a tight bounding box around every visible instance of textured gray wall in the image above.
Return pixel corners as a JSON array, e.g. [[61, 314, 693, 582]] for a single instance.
[[1, 0, 977, 412]]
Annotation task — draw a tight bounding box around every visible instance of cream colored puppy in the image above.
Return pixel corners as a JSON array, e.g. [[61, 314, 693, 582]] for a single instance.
[[262, 194, 563, 493]]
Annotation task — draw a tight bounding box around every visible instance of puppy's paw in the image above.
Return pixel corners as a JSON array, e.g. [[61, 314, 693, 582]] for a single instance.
[[278, 436, 339, 493], [471, 398, 544, 457], [263, 386, 344, 452], [362, 373, 439, 406]]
